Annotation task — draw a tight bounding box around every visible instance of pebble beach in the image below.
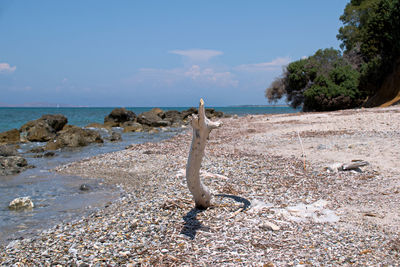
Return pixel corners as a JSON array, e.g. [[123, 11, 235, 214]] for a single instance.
[[2, 106, 400, 266]]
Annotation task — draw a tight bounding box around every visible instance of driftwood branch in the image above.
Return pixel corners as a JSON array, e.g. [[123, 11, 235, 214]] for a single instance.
[[341, 160, 369, 171], [186, 99, 222, 209]]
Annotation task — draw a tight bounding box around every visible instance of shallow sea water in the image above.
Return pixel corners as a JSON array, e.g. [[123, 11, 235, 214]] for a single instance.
[[0, 127, 183, 244]]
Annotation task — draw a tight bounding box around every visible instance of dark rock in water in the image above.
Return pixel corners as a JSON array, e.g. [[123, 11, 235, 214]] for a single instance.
[[0, 145, 19, 157], [44, 151, 55, 157], [153, 120, 170, 127], [0, 145, 31, 174], [0, 129, 20, 145], [45, 125, 103, 150], [29, 146, 45, 153], [23, 120, 56, 142], [180, 107, 224, 121], [79, 184, 91, 191], [20, 120, 36, 133], [162, 110, 184, 124], [108, 131, 122, 142], [20, 114, 68, 142], [40, 114, 68, 132], [137, 110, 170, 127], [122, 122, 143, 133], [104, 108, 136, 126], [0, 155, 31, 176], [151, 107, 164, 116], [121, 121, 138, 127], [205, 108, 224, 119], [181, 107, 198, 120]]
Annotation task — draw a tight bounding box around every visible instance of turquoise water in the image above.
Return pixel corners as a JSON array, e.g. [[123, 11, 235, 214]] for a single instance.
[[0, 106, 297, 132]]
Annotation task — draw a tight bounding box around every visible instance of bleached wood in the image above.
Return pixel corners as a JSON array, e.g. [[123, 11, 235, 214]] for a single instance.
[[341, 160, 369, 171], [186, 99, 222, 209]]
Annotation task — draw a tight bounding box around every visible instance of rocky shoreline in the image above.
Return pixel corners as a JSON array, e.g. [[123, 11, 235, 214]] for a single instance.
[[2, 106, 400, 265], [0, 107, 226, 177]]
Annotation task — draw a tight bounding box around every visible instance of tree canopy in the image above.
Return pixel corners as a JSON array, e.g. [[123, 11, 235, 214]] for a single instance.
[[339, 0, 400, 96], [266, 0, 400, 111], [266, 48, 361, 111]]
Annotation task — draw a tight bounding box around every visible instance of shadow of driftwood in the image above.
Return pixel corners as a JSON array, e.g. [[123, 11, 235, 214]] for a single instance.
[[181, 208, 208, 240], [181, 194, 251, 240], [215, 194, 251, 211]]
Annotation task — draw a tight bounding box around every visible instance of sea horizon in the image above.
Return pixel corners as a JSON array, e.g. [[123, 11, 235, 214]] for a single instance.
[[0, 106, 298, 133]]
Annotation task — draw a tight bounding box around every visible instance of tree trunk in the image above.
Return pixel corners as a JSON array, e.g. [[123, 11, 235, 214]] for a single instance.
[[186, 99, 222, 209]]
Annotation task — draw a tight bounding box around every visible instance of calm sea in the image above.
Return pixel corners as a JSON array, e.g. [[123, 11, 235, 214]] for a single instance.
[[0, 106, 297, 244], [0, 106, 297, 132]]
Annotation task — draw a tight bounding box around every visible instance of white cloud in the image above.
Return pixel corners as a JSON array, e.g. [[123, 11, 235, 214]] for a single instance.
[[169, 49, 223, 62], [133, 64, 238, 88], [234, 57, 291, 72], [125, 52, 292, 93], [0, 62, 16, 73], [184, 65, 238, 87]]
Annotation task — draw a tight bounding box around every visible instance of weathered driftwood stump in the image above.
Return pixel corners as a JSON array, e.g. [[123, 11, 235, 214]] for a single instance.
[[186, 99, 222, 209]]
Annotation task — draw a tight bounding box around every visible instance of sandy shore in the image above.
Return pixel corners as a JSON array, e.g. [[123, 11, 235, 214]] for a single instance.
[[2, 106, 400, 265]]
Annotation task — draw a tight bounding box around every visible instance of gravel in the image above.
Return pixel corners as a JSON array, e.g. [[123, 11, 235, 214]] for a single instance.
[[1, 106, 400, 265]]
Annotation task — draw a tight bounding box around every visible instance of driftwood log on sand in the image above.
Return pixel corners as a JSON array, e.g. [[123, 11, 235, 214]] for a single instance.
[[186, 99, 222, 209]]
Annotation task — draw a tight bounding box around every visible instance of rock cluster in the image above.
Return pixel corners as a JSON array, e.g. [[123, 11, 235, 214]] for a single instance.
[[0, 145, 33, 176], [20, 114, 68, 142], [104, 108, 136, 127], [0, 129, 20, 145], [102, 107, 225, 133], [0, 108, 225, 175], [0, 113, 105, 175], [45, 125, 103, 150]]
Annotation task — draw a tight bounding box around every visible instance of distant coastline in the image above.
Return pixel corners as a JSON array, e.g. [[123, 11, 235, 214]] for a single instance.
[[0, 102, 89, 108]]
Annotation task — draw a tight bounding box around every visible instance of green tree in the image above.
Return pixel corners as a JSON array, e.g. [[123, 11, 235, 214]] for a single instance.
[[266, 48, 361, 111], [337, 0, 377, 52], [338, 0, 400, 96], [303, 65, 361, 111], [266, 0, 400, 110]]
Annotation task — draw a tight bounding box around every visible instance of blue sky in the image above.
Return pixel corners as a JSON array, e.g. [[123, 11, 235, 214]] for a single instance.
[[0, 0, 349, 107]]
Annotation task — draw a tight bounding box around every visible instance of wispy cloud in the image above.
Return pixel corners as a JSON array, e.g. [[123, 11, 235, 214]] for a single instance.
[[234, 57, 290, 72], [134, 64, 238, 88], [125, 51, 291, 92], [169, 49, 223, 62], [184, 65, 238, 86], [0, 62, 16, 73]]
